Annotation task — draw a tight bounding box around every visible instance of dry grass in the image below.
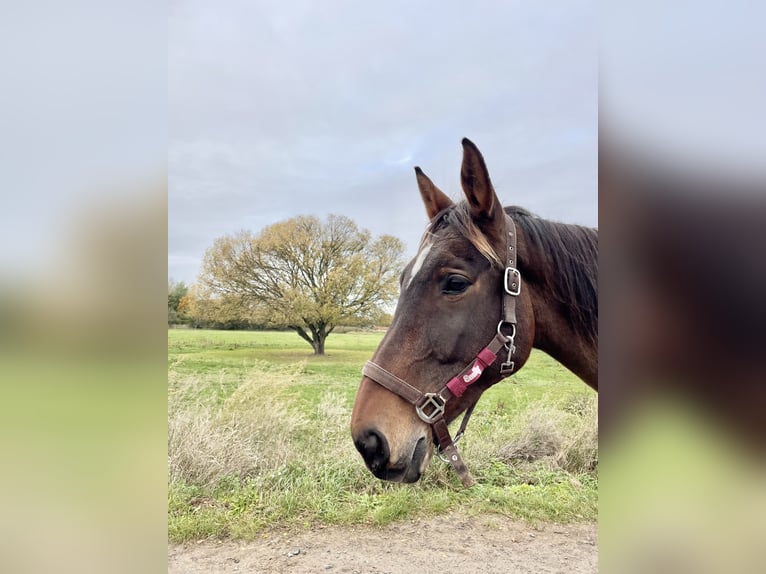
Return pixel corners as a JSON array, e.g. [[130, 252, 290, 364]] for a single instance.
[[315, 391, 353, 445], [498, 395, 598, 475], [168, 362, 309, 488]]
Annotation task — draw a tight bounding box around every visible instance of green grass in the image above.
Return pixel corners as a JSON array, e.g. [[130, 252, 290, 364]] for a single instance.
[[168, 328, 597, 541]]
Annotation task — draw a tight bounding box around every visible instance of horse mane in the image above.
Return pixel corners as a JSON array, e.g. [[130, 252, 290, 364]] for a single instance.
[[426, 202, 598, 346], [507, 206, 598, 346]]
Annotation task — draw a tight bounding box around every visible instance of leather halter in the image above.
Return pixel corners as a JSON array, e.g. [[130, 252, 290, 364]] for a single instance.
[[362, 214, 521, 487]]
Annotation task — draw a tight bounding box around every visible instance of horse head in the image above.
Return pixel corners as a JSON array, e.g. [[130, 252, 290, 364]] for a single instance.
[[350, 139, 538, 483]]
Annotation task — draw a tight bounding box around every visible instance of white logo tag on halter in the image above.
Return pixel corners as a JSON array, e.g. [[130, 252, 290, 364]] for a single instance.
[[462, 364, 483, 383]]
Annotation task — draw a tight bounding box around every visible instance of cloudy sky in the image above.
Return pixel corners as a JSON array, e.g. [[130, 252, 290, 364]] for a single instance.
[[169, 1, 597, 284]]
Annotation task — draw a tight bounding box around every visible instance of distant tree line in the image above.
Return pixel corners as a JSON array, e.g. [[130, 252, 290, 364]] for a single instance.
[[167, 279, 189, 326]]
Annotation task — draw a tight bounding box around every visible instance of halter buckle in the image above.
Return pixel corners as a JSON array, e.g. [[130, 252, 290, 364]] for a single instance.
[[416, 393, 446, 424], [504, 267, 521, 296]]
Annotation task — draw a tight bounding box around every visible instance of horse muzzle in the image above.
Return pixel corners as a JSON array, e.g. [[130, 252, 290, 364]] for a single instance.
[[353, 428, 430, 482]]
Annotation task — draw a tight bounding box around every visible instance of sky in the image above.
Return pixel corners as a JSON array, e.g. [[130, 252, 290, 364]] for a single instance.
[[169, 1, 598, 285], [1, 1, 165, 282]]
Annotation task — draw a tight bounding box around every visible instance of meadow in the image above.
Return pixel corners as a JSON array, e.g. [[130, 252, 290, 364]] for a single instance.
[[168, 329, 597, 541]]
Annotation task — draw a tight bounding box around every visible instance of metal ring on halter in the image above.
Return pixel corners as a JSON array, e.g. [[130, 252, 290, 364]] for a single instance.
[[497, 321, 516, 340]]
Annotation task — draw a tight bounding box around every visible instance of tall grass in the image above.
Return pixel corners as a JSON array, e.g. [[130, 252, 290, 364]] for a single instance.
[[498, 396, 598, 475], [168, 330, 597, 541], [168, 362, 308, 488]]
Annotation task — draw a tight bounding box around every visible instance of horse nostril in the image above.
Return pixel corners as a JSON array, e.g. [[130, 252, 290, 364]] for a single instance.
[[354, 428, 390, 475]]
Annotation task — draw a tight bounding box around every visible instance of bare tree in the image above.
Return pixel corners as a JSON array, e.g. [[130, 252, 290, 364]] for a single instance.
[[199, 215, 404, 354]]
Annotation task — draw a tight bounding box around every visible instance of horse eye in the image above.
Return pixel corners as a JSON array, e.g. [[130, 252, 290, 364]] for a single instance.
[[441, 274, 471, 295]]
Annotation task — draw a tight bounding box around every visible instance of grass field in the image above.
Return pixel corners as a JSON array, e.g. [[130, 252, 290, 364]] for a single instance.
[[168, 329, 597, 541]]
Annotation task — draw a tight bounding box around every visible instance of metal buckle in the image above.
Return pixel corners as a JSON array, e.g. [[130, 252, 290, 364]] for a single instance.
[[500, 337, 517, 374], [415, 393, 446, 424], [499, 359, 515, 375], [500, 338, 517, 374], [496, 322, 517, 375], [504, 267, 521, 296]]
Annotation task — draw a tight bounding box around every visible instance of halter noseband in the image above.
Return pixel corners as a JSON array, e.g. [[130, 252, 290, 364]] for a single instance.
[[361, 214, 521, 487]]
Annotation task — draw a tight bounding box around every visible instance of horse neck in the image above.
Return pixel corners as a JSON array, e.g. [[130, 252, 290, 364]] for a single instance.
[[513, 219, 598, 390], [528, 286, 598, 389]]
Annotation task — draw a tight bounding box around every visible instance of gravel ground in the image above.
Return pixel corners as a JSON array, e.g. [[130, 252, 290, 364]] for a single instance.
[[168, 512, 597, 573]]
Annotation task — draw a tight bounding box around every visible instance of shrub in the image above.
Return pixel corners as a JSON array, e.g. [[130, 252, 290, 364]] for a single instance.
[[498, 396, 597, 475]]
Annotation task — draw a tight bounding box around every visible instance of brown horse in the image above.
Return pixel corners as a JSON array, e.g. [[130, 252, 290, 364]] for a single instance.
[[350, 138, 598, 485]]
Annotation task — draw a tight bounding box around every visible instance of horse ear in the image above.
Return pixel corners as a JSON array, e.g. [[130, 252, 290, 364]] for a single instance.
[[460, 138, 504, 227], [415, 166, 454, 220]]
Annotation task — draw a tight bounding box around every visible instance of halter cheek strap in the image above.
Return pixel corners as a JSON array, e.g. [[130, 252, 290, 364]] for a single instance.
[[361, 214, 521, 487]]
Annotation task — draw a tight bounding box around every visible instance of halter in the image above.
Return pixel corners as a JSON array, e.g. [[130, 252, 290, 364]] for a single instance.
[[361, 214, 521, 487]]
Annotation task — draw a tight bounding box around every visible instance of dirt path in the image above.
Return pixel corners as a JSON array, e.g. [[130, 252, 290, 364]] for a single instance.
[[168, 513, 597, 574]]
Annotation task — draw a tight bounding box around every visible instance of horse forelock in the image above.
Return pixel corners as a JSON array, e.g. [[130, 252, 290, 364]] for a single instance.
[[424, 202, 502, 268]]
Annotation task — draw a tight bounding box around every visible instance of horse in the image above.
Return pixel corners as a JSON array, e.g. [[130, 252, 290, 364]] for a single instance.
[[350, 138, 598, 486]]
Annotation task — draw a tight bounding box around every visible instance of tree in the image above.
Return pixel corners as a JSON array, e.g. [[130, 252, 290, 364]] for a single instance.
[[199, 215, 404, 354], [168, 279, 188, 325], [178, 284, 257, 330]]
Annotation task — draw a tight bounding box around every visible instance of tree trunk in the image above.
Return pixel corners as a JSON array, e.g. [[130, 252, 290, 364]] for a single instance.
[[311, 325, 327, 355], [293, 324, 329, 355], [311, 336, 326, 355]]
